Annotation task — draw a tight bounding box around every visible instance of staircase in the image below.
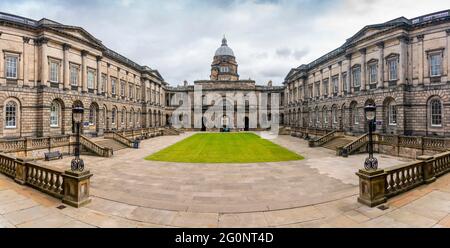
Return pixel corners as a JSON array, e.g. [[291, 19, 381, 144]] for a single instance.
[[94, 138, 128, 152], [322, 136, 356, 151]]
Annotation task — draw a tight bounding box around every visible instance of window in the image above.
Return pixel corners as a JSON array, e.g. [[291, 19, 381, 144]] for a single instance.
[[352, 67, 361, 87], [387, 59, 398, 81], [50, 61, 59, 83], [111, 108, 116, 124], [89, 106, 96, 125], [129, 85, 133, 98], [369, 64, 377, 84], [388, 102, 397, 125], [70, 65, 79, 86], [101, 74, 107, 92], [87, 70, 95, 89], [430, 53, 442, 77], [315, 82, 320, 97], [353, 106, 359, 124], [315, 108, 319, 124], [5, 101, 17, 128], [323, 80, 329, 96], [130, 111, 133, 123], [50, 102, 59, 127], [430, 98, 442, 127], [332, 76, 339, 94], [323, 108, 328, 124], [111, 78, 116, 95], [332, 107, 337, 124], [342, 73, 347, 92], [220, 66, 229, 73], [121, 109, 125, 124], [5, 55, 18, 79], [121, 81, 125, 96], [308, 85, 313, 99]]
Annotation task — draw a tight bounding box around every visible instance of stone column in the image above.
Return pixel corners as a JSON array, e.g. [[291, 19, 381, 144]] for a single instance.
[[338, 61, 343, 96], [377, 42, 384, 88], [360, 48, 366, 91], [81, 50, 88, 93], [346, 54, 352, 94], [63, 43, 71, 90], [96, 56, 102, 95], [22, 37, 30, 88], [320, 70, 323, 98], [106, 63, 111, 98], [328, 66, 332, 97], [398, 36, 408, 86], [39, 37, 49, 87], [416, 35, 424, 86]]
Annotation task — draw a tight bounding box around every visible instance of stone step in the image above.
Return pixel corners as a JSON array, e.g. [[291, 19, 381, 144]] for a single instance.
[[322, 137, 355, 151], [95, 139, 128, 151]]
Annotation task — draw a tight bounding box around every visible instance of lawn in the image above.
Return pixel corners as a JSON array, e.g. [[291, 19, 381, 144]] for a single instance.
[[145, 133, 304, 163]]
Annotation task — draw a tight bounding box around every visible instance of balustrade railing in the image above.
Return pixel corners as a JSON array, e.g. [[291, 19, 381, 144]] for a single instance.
[[384, 161, 424, 197], [0, 139, 25, 152], [26, 162, 64, 198], [310, 130, 339, 147], [341, 133, 369, 157], [432, 151, 450, 177], [80, 135, 113, 157], [0, 153, 18, 178], [112, 132, 134, 147]]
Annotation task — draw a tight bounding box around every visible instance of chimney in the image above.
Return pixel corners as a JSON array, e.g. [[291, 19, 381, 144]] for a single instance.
[[268, 80, 273, 87], [184, 80, 188, 86]]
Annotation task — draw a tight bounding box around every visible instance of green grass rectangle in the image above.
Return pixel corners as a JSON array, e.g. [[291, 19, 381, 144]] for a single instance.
[[145, 133, 304, 163]]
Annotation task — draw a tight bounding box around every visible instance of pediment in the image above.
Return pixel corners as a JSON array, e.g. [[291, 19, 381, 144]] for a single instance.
[[47, 25, 103, 47]]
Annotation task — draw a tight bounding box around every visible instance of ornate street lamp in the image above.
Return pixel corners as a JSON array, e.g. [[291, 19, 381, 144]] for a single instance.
[[364, 104, 377, 170], [71, 106, 84, 172]]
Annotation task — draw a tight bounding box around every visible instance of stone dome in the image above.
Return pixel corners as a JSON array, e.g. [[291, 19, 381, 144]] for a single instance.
[[214, 36, 235, 57]]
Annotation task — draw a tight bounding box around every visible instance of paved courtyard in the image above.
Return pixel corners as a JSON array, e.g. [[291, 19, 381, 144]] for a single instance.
[[1, 132, 450, 228]]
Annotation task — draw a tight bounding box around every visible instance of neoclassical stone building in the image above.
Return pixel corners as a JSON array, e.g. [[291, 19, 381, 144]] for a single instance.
[[0, 12, 167, 139], [165, 37, 284, 131], [284, 10, 450, 137]]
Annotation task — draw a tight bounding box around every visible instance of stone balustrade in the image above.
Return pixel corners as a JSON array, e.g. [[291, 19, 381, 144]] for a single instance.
[[80, 135, 113, 157], [0, 153, 92, 208], [309, 130, 340, 147], [356, 151, 450, 207]]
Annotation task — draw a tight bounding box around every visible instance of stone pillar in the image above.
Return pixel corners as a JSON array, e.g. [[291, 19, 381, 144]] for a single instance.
[[360, 48, 366, 91], [22, 37, 30, 88], [39, 38, 49, 87], [63, 43, 71, 90], [81, 50, 88, 93], [398, 36, 408, 86], [106, 63, 111, 98], [62, 170, 93, 208], [320, 70, 323, 98], [377, 42, 384, 88], [416, 35, 424, 86], [417, 155, 436, 184], [346, 54, 352, 94], [328, 66, 332, 97], [356, 169, 387, 207], [14, 158, 31, 185], [96, 56, 102, 95]]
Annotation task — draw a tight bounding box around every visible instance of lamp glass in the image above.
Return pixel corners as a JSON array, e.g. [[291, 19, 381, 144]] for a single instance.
[[73, 107, 84, 124], [364, 105, 376, 121]]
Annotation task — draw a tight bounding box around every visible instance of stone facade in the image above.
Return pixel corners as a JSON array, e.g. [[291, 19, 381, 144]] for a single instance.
[[284, 10, 450, 137], [0, 13, 167, 139], [165, 38, 284, 131]]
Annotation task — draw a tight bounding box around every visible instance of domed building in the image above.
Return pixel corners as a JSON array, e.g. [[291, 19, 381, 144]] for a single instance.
[[210, 37, 239, 81]]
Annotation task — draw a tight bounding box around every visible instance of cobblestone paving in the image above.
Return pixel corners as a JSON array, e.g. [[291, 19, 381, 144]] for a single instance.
[[1, 132, 449, 228]]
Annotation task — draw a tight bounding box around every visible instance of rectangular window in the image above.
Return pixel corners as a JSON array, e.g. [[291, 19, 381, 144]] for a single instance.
[[5, 55, 18, 79], [342, 73, 347, 92], [129, 85, 133, 98], [369, 64, 377, 84], [353, 108, 359, 125], [430, 53, 442, 77], [332, 76, 339, 94], [352, 67, 361, 87], [111, 78, 116, 95], [101, 74, 107, 92], [49, 61, 59, 83], [308, 85, 313, 99], [389, 105, 397, 125], [70, 65, 79, 86], [87, 70, 95, 89], [323, 80, 329, 96], [121, 81, 125, 96], [315, 82, 320, 97], [388, 59, 398, 81]]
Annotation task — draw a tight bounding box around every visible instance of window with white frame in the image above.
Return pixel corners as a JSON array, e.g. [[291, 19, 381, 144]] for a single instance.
[[430, 53, 442, 77], [352, 66, 361, 87], [332, 76, 339, 93], [5, 101, 17, 128], [5, 55, 18, 79], [323, 108, 328, 123], [121, 81, 125, 96], [101, 74, 107, 92], [121, 109, 125, 124], [50, 101, 59, 127], [323, 80, 329, 96], [353, 106, 359, 124], [315, 82, 320, 96], [387, 58, 398, 81], [111, 78, 116, 95], [332, 107, 337, 124], [49, 60, 60, 83], [220, 66, 229, 73], [430, 98, 442, 127], [129, 111, 133, 123], [70, 65, 79, 86], [87, 70, 95, 89], [388, 101, 397, 125], [89, 105, 96, 125], [315, 108, 319, 124], [369, 63, 377, 84], [111, 108, 116, 124], [129, 85, 133, 98], [342, 73, 347, 92]]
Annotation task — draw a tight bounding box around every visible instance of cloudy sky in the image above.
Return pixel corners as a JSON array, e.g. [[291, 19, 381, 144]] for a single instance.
[[1, 0, 450, 86]]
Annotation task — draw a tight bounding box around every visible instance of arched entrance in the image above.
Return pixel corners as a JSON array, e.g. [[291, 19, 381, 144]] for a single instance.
[[244, 116, 249, 131]]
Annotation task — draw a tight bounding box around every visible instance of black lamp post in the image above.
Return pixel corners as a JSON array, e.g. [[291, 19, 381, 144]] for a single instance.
[[71, 106, 85, 172], [364, 104, 377, 170]]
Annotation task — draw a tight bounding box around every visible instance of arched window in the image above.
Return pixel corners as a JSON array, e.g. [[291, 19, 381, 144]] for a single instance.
[[89, 105, 96, 125], [111, 108, 116, 125], [352, 105, 359, 124], [332, 106, 338, 124], [5, 101, 17, 128], [121, 109, 126, 124], [388, 101, 397, 125], [50, 101, 59, 127], [323, 107, 328, 124], [430, 98, 442, 127]]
